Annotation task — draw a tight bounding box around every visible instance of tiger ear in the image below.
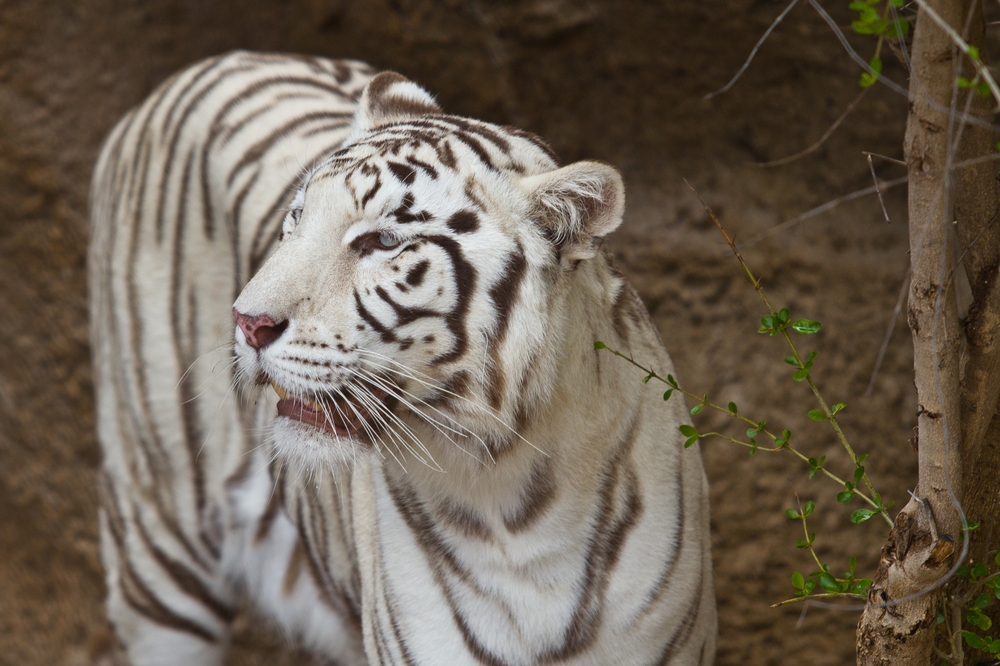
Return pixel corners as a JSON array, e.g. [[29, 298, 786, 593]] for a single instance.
[[523, 161, 625, 266], [351, 71, 441, 134]]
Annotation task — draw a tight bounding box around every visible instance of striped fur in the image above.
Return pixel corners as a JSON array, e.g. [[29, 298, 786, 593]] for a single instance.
[[89, 51, 716, 665]]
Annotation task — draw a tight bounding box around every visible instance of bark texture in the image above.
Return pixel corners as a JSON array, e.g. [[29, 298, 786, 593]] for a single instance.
[[857, 0, 1000, 664]]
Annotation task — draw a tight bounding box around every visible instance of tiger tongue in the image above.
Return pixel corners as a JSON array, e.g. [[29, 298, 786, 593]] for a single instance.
[[276, 395, 369, 436]]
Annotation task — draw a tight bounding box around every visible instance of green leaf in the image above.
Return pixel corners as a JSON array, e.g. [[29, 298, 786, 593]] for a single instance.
[[749, 438, 758, 455], [728, 401, 738, 415], [683, 436, 699, 449], [849, 556, 857, 576], [974, 593, 992, 610], [831, 402, 846, 415], [837, 490, 855, 504], [786, 508, 800, 520], [850, 509, 876, 524], [957, 566, 970, 578], [818, 573, 840, 593], [808, 409, 827, 421], [784, 355, 799, 366], [793, 369, 809, 382], [803, 501, 816, 517], [857, 453, 868, 465], [803, 579, 816, 594], [977, 82, 992, 98], [690, 404, 702, 415], [963, 631, 987, 650], [796, 533, 815, 549], [968, 44, 980, 61], [958, 76, 973, 89], [792, 319, 823, 335], [678, 424, 698, 437], [808, 456, 825, 479], [792, 570, 805, 591], [973, 562, 990, 578], [989, 638, 1000, 654], [666, 374, 676, 387], [746, 428, 758, 438], [641, 371, 654, 384], [662, 389, 674, 401], [887, 16, 909, 38], [968, 607, 993, 631], [593, 341, 607, 350], [854, 466, 865, 486]]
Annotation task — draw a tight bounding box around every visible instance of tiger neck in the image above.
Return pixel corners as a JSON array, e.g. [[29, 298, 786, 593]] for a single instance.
[[382, 253, 645, 524]]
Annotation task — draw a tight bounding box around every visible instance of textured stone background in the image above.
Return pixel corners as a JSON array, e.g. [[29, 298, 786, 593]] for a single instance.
[[0, 0, 928, 663]]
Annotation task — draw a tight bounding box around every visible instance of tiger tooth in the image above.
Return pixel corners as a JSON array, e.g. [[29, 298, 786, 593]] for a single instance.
[[270, 381, 287, 400]]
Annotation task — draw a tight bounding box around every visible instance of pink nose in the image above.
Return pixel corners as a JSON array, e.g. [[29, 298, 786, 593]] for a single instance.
[[233, 308, 288, 350]]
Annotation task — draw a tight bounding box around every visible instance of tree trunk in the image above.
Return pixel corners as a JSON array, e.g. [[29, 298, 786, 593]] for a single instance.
[[856, 0, 1000, 663]]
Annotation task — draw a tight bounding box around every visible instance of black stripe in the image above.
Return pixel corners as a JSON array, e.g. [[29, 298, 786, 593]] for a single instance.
[[384, 474, 514, 666], [502, 125, 560, 165], [446, 210, 480, 234], [405, 260, 430, 287], [229, 166, 261, 286], [172, 149, 212, 559], [156, 61, 257, 243], [134, 512, 235, 623], [425, 235, 477, 365], [119, 552, 218, 642], [439, 116, 512, 154], [654, 566, 705, 665], [160, 55, 228, 136], [539, 412, 644, 662], [355, 289, 398, 344], [502, 456, 556, 532], [226, 110, 353, 189], [102, 474, 218, 642], [485, 243, 526, 410]]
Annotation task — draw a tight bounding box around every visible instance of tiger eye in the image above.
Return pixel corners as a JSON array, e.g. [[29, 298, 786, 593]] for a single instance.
[[378, 232, 400, 249]]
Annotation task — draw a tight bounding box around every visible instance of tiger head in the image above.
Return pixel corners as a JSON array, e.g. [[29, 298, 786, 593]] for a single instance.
[[233, 72, 625, 471]]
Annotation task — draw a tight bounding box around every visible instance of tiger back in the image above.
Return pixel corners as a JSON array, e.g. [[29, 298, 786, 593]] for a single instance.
[[89, 51, 716, 666]]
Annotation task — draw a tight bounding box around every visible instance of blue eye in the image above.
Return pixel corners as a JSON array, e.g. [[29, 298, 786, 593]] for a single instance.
[[378, 232, 400, 248]]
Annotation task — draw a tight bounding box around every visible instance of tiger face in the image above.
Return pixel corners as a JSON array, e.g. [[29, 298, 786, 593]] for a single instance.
[[233, 72, 624, 470]]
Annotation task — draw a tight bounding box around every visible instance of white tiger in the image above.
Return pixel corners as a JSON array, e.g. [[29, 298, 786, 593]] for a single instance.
[[89, 51, 716, 666]]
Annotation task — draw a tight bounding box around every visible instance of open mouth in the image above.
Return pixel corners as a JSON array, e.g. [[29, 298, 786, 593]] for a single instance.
[[271, 380, 392, 437]]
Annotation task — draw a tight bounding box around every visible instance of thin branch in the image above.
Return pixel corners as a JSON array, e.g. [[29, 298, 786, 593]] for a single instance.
[[704, 0, 800, 99], [868, 153, 892, 223], [752, 88, 870, 167], [682, 180, 893, 526], [862, 151, 907, 166], [738, 152, 1000, 249], [866, 268, 911, 397], [772, 592, 867, 608], [806, 0, 998, 131]]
